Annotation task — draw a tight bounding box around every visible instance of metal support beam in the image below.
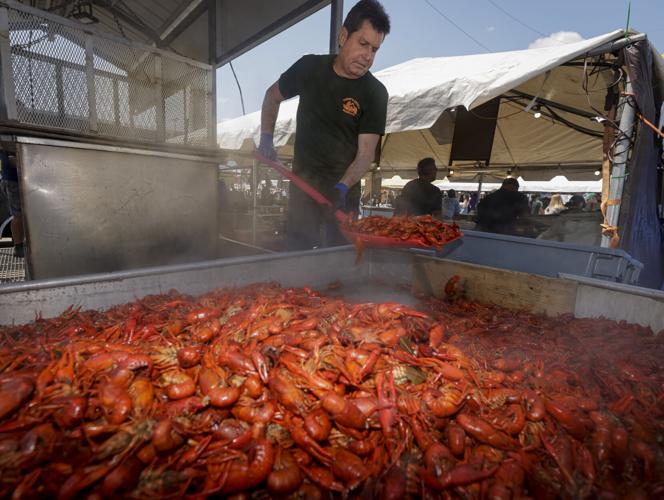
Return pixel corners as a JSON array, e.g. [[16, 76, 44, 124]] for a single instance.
[[585, 33, 647, 58], [252, 160, 258, 246], [160, 0, 208, 48], [0, 7, 17, 121], [601, 80, 635, 247], [85, 34, 97, 132], [601, 75, 619, 205], [160, 0, 205, 41], [475, 172, 484, 212], [208, 0, 217, 148], [154, 55, 164, 142], [329, 0, 343, 54], [95, 0, 162, 45], [215, 0, 331, 67]]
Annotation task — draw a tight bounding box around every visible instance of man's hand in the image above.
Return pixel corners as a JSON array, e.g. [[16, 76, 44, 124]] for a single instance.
[[332, 182, 349, 210], [257, 132, 277, 161]]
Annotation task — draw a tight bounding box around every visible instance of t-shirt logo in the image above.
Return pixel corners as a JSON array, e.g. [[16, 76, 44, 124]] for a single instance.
[[342, 97, 360, 117]]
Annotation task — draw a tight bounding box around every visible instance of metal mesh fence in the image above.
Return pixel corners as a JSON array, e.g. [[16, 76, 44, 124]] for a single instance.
[[162, 57, 211, 147], [2, 3, 213, 148], [0, 247, 25, 283]]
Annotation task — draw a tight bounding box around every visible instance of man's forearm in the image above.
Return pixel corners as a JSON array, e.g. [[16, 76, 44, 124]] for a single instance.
[[261, 82, 282, 134], [338, 134, 380, 187], [338, 150, 375, 188]]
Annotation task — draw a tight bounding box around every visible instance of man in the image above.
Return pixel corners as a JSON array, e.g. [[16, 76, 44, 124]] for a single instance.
[[0, 149, 24, 258], [476, 177, 529, 235], [530, 193, 543, 215], [258, 0, 390, 250], [441, 189, 460, 221], [393, 157, 442, 217]]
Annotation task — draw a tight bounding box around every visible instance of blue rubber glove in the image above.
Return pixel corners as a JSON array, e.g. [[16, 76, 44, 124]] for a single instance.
[[257, 132, 277, 161], [332, 182, 349, 210]]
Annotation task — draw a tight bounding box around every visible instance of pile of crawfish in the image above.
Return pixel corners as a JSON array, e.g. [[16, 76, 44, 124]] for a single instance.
[[343, 215, 461, 248], [0, 281, 663, 499]]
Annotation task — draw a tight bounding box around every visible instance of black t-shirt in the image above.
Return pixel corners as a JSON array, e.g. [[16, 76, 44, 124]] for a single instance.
[[279, 54, 388, 197], [394, 178, 442, 216], [476, 188, 529, 234]]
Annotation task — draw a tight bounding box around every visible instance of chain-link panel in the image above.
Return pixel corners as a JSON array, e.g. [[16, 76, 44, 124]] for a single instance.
[[92, 37, 160, 142], [162, 56, 211, 147], [2, 4, 212, 148], [9, 7, 90, 133]]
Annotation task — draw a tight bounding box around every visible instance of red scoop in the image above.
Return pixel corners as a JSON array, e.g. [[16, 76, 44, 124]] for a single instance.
[[255, 153, 347, 224], [255, 153, 462, 252]]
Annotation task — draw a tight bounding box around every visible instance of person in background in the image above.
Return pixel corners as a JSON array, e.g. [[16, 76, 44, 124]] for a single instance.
[[476, 177, 529, 235], [584, 192, 600, 211], [393, 157, 442, 217], [258, 0, 390, 250], [530, 193, 543, 215], [468, 192, 479, 214], [387, 189, 396, 207], [0, 150, 24, 258], [260, 182, 274, 206], [441, 189, 461, 221], [565, 194, 586, 211], [458, 193, 469, 215], [218, 179, 230, 209], [538, 193, 603, 246], [544, 193, 566, 215]]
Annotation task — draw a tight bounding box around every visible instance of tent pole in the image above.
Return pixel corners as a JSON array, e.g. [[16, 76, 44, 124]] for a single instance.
[[252, 159, 258, 246], [476, 170, 484, 210], [601, 76, 618, 227], [601, 81, 618, 205], [371, 136, 383, 204], [601, 80, 635, 248], [329, 0, 343, 55]]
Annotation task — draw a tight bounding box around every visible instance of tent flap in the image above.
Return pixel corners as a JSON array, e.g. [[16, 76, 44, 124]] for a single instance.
[[619, 42, 663, 289]]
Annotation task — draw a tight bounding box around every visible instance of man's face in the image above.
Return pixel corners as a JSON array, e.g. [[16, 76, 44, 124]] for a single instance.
[[336, 20, 385, 78]]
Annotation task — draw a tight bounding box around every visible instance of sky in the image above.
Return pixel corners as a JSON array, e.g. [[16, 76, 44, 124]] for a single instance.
[[216, 0, 664, 122]]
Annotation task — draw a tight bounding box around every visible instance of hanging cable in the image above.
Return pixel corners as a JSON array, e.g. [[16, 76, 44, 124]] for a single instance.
[[541, 104, 604, 138], [486, 0, 545, 37], [422, 0, 491, 53], [229, 61, 246, 115]]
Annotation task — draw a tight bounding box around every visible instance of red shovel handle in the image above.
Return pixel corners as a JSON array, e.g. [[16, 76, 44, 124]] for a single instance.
[[255, 153, 347, 224]]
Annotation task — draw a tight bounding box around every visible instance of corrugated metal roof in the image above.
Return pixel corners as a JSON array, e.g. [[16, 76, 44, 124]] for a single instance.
[[27, 0, 205, 56], [22, 0, 332, 64]]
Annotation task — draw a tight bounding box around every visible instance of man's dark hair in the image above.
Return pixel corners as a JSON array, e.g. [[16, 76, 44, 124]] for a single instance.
[[343, 0, 391, 36], [502, 177, 519, 189], [417, 157, 436, 177], [447, 189, 456, 198], [567, 194, 586, 209]]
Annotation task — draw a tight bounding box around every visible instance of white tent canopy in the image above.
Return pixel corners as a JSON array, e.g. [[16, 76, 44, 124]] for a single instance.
[[218, 30, 663, 180], [381, 175, 602, 193]]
